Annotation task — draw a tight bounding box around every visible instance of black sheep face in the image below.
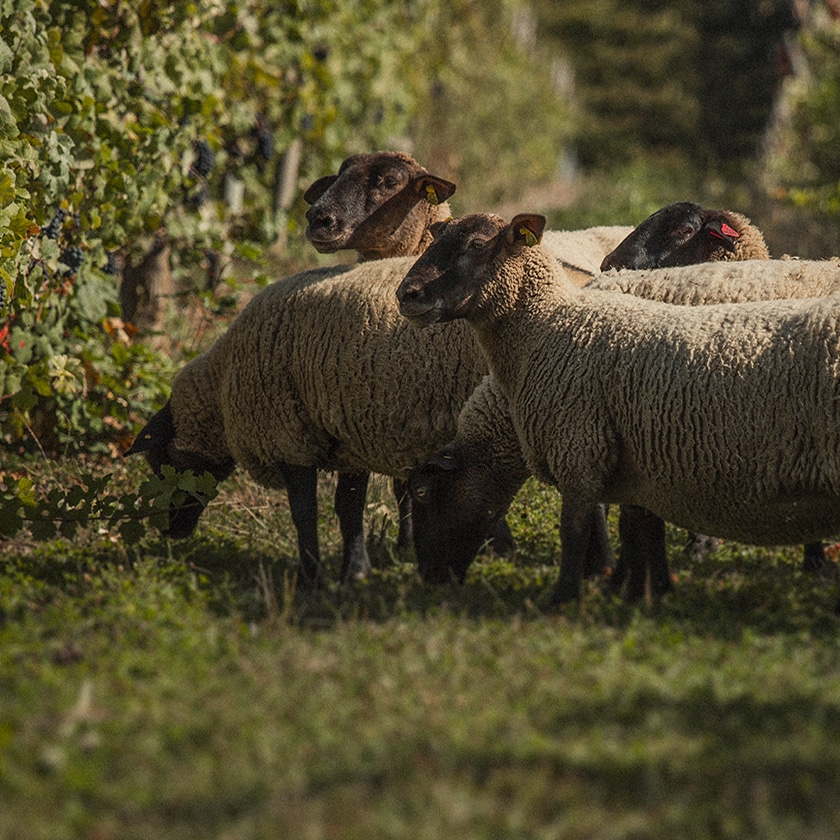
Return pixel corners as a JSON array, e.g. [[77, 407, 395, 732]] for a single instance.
[[408, 447, 509, 584], [125, 401, 234, 539], [600, 202, 740, 270]]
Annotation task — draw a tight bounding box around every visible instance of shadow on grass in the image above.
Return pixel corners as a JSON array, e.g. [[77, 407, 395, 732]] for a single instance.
[[2, 524, 838, 642]]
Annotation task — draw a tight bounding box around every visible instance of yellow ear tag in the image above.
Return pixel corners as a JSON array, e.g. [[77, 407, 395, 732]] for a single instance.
[[520, 226, 538, 247], [425, 184, 439, 205]]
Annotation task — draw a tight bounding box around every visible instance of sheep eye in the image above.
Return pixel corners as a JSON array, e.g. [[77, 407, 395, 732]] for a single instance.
[[673, 226, 694, 240], [413, 485, 428, 501], [468, 238, 489, 250]]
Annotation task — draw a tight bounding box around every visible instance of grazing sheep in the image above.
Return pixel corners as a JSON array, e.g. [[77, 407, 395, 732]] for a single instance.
[[127, 257, 486, 585], [303, 151, 456, 261], [397, 212, 840, 605], [303, 151, 457, 556]]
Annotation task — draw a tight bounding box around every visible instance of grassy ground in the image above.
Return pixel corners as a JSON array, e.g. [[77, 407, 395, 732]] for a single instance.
[[2, 455, 840, 840]]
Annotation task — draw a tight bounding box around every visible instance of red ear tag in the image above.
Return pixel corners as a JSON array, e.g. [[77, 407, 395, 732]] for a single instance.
[[720, 223, 739, 238]]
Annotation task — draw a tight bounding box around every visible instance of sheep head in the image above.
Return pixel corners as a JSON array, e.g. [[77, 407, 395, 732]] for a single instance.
[[304, 151, 456, 259], [125, 400, 235, 539], [397, 213, 546, 327], [409, 446, 512, 584], [599, 202, 743, 270]]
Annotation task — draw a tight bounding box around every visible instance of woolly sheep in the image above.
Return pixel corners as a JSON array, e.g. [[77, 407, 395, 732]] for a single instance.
[[407, 205, 767, 597], [126, 217, 633, 585], [599, 201, 769, 270], [397, 212, 840, 605], [596, 202, 840, 572], [127, 256, 487, 585], [303, 151, 457, 556]]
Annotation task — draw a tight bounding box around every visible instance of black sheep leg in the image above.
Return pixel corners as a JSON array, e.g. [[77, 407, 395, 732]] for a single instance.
[[616, 505, 672, 601], [550, 500, 599, 604], [336, 471, 372, 581], [802, 541, 830, 574], [584, 503, 614, 577], [393, 477, 413, 560], [490, 517, 515, 556], [279, 462, 322, 586]]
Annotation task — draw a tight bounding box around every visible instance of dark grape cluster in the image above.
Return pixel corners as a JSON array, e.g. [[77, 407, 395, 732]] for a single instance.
[[256, 129, 274, 161], [102, 251, 118, 275], [60, 245, 84, 273], [192, 140, 215, 177], [0, 276, 6, 312], [251, 119, 274, 172], [42, 209, 67, 240]]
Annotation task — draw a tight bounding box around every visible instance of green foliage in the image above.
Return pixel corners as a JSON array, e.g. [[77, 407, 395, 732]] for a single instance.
[[0, 463, 218, 543], [533, 0, 795, 178], [409, 0, 573, 211], [770, 12, 840, 215], [0, 0, 418, 452]]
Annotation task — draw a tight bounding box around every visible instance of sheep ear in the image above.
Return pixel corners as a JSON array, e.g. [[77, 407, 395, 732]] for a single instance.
[[303, 174, 338, 205], [413, 175, 457, 206], [507, 214, 546, 248], [706, 218, 740, 253], [429, 219, 453, 239], [124, 401, 175, 456], [425, 449, 461, 472]]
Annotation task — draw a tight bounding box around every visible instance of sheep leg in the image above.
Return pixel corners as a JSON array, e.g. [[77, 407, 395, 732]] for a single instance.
[[490, 517, 515, 556], [393, 477, 413, 560], [551, 499, 598, 604], [615, 504, 646, 600], [584, 503, 614, 577], [279, 462, 322, 587], [616, 505, 672, 601], [336, 471, 372, 581], [802, 541, 830, 574]]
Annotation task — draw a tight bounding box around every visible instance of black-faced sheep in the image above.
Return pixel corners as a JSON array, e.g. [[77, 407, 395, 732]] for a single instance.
[[303, 151, 457, 557], [599, 201, 769, 270], [397, 213, 840, 605], [597, 201, 836, 573]]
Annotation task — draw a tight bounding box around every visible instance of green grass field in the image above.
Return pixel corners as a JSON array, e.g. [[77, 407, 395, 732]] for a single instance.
[[2, 455, 840, 840]]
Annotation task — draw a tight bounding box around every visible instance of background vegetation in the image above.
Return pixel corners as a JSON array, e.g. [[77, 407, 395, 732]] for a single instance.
[[3, 1, 840, 836]]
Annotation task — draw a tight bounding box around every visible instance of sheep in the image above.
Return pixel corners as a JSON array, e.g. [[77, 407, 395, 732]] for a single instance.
[[396, 212, 840, 605], [126, 257, 485, 585], [595, 202, 840, 573], [126, 215, 634, 586], [408, 206, 840, 597], [303, 151, 457, 556], [599, 201, 769, 271], [590, 256, 840, 302], [303, 151, 457, 261]]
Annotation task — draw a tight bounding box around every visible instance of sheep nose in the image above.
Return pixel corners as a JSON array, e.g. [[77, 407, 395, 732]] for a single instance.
[[397, 280, 422, 304], [305, 206, 338, 232]]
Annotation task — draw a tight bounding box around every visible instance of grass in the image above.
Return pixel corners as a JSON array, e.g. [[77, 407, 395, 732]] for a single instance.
[[2, 455, 840, 840]]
